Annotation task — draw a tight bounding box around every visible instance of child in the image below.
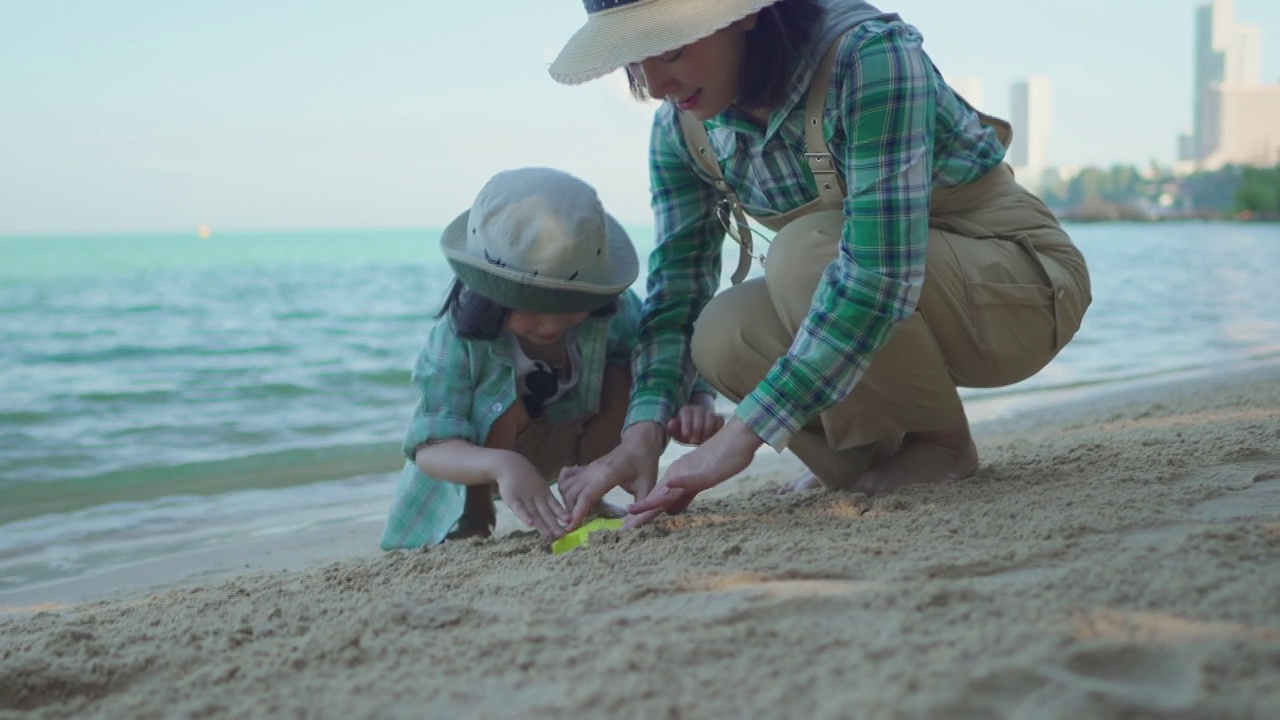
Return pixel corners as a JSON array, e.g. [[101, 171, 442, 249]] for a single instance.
[[381, 168, 723, 549]]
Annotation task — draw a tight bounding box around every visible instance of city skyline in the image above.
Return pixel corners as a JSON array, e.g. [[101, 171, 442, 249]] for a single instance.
[[2, 0, 1278, 234], [1008, 77, 1053, 179], [1182, 0, 1280, 170]]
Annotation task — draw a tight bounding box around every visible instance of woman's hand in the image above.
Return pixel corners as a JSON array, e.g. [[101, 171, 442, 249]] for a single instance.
[[625, 417, 762, 528], [560, 422, 665, 530], [667, 393, 725, 446], [494, 454, 568, 540]]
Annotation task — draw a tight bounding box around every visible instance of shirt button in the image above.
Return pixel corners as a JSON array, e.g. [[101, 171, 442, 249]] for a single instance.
[[1056, 288, 1065, 299], [490, 402, 503, 413]]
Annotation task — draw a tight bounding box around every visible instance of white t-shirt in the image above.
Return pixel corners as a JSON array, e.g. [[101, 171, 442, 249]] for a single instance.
[[508, 329, 582, 409]]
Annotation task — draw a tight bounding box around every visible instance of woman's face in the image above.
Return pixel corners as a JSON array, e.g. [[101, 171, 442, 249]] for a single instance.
[[626, 15, 758, 121]]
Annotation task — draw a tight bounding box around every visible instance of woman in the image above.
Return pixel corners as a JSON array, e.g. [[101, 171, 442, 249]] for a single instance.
[[548, 0, 1091, 529]]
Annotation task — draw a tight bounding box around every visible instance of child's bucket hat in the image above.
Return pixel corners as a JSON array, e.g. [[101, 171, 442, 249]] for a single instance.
[[440, 168, 638, 313]]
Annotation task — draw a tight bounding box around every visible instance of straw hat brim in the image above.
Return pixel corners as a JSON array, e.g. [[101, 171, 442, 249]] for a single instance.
[[549, 0, 784, 85], [439, 210, 638, 314]]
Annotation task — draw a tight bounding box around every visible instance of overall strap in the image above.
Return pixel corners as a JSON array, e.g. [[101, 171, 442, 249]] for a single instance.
[[677, 111, 755, 285], [674, 29, 855, 285], [803, 36, 848, 212]]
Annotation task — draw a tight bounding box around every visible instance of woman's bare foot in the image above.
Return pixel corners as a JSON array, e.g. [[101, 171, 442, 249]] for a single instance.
[[873, 434, 905, 465], [779, 435, 904, 494], [446, 484, 497, 540], [777, 470, 823, 494], [856, 426, 979, 495]]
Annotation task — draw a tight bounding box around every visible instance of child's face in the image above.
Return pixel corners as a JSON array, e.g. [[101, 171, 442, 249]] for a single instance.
[[626, 15, 758, 121], [506, 310, 590, 346]]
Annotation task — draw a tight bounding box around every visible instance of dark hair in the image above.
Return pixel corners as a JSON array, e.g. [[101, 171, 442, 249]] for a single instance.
[[435, 278, 618, 341], [625, 0, 824, 112]]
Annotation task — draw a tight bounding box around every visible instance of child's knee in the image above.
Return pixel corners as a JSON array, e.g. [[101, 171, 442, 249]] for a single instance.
[[483, 401, 531, 450], [601, 363, 632, 399]]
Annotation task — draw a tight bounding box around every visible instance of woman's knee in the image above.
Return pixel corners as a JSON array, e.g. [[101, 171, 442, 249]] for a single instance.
[[762, 211, 842, 320], [691, 290, 740, 377]]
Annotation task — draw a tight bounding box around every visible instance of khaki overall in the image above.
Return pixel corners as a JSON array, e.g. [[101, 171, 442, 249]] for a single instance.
[[679, 38, 1092, 488]]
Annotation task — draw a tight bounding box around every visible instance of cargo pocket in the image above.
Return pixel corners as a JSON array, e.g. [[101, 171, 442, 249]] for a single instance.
[[1011, 233, 1073, 352], [955, 234, 1062, 386], [925, 225, 1068, 387], [962, 278, 1054, 356], [968, 281, 1055, 307], [967, 280, 1056, 355]]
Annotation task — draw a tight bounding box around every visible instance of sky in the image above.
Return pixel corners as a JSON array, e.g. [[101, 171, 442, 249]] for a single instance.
[[2, 0, 1278, 235]]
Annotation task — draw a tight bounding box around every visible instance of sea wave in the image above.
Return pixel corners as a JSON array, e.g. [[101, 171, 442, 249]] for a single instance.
[[31, 344, 297, 364], [0, 442, 403, 526]]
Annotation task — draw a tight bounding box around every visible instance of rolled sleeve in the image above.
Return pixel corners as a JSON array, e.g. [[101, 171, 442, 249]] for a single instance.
[[401, 323, 479, 459]]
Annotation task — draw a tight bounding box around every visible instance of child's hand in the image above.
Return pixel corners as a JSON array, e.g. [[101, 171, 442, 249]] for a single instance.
[[667, 393, 725, 446], [494, 455, 568, 540], [559, 425, 663, 532]]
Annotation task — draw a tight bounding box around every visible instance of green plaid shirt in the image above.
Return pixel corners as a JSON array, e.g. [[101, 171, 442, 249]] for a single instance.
[[626, 19, 1007, 450], [382, 290, 643, 549]]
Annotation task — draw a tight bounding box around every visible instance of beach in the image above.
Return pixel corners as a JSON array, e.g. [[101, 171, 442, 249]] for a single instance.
[[3, 223, 1279, 594], [2, 363, 1278, 719]]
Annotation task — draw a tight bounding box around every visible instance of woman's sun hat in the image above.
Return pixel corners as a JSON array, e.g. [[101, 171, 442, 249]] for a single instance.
[[440, 168, 638, 314], [549, 0, 784, 85]]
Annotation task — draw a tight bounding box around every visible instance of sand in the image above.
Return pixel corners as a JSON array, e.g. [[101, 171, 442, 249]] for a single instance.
[[2, 366, 1279, 719]]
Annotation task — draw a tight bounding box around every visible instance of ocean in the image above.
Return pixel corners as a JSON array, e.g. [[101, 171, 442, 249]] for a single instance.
[[2, 222, 1278, 593]]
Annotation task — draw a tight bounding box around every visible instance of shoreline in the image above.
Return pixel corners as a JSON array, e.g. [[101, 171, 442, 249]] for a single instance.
[[4, 358, 1278, 614], [2, 362, 1278, 717]]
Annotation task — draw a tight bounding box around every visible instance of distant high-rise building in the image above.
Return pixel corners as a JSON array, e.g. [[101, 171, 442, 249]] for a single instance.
[[1226, 23, 1262, 86], [1203, 86, 1280, 168], [1191, 0, 1270, 165], [1009, 77, 1052, 178], [1178, 132, 1197, 162], [947, 76, 985, 112]]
